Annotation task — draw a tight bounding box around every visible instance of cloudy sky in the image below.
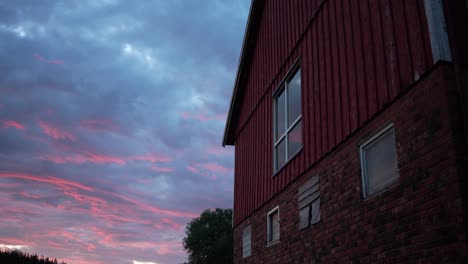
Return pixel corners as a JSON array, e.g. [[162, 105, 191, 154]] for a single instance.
[[0, 1, 248, 263]]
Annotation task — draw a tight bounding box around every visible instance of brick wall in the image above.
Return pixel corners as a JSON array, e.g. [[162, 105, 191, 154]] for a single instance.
[[234, 63, 468, 263]]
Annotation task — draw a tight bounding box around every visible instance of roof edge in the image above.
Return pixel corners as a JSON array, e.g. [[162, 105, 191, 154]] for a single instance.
[[222, 0, 258, 147]]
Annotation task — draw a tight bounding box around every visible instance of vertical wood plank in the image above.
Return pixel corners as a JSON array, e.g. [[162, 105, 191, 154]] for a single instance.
[[302, 30, 311, 172], [330, 0, 343, 144], [369, 0, 389, 110], [324, 1, 335, 151], [239, 134, 244, 223], [263, 99, 268, 203], [351, 0, 368, 126], [313, 15, 322, 161], [380, 0, 401, 102], [405, 0, 428, 80], [359, 0, 378, 118], [336, 0, 350, 137], [318, 10, 328, 156], [267, 96, 272, 201], [343, 0, 359, 132], [390, 0, 412, 93]]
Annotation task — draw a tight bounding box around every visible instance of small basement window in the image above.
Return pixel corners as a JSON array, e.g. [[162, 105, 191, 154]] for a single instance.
[[360, 124, 399, 198], [242, 225, 251, 258], [273, 65, 302, 172], [298, 175, 321, 230], [266, 206, 280, 245]]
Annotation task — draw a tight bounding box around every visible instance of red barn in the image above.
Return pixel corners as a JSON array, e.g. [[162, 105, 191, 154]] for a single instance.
[[223, 0, 468, 262]]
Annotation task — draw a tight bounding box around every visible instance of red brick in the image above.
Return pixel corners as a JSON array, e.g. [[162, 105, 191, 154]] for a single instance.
[[234, 64, 468, 263]]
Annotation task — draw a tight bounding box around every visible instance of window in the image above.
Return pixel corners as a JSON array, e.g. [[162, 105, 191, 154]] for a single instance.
[[298, 175, 321, 230], [266, 206, 280, 245], [274, 66, 302, 172], [360, 124, 399, 198], [242, 225, 251, 258]]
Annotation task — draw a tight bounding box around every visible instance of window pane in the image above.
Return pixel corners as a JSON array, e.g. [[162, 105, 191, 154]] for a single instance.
[[299, 206, 310, 230], [364, 128, 399, 195], [275, 90, 286, 140], [275, 139, 286, 170], [271, 211, 279, 241], [242, 226, 251, 258], [310, 197, 321, 224], [288, 120, 302, 157], [288, 69, 301, 126]]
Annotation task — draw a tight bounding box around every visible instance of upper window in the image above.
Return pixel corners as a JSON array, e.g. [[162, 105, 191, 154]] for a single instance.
[[274, 66, 302, 172], [360, 124, 399, 198], [266, 206, 280, 245]]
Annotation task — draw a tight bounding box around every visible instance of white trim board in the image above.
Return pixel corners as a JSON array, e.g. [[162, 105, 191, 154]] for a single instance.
[[424, 0, 452, 62]]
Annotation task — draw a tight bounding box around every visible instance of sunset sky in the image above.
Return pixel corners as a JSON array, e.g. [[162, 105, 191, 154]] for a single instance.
[[0, 1, 249, 263]]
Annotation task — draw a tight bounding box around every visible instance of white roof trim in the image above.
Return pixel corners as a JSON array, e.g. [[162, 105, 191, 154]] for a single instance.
[[424, 0, 452, 62]]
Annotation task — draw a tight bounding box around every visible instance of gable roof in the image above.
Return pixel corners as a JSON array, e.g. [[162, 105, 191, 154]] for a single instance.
[[222, 0, 263, 146]]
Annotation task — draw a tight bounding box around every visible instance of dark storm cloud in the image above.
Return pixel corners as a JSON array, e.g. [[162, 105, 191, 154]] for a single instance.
[[0, 1, 248, 263]]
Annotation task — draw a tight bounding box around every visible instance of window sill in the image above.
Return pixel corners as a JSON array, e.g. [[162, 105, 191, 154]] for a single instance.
[[266, 240, 280, 247], [273, 146, 303, 177], [363, 178, 400, 200]]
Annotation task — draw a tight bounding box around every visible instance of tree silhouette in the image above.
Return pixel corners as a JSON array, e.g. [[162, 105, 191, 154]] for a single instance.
[[0, 249, 68, 264], [183, 208, 233, 264]]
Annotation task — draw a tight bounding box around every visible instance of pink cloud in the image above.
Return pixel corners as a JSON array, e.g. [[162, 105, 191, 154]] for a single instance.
[[34, 54, 64, 65], [46, 240, 67, 250], [154, 218, 182, 231], [87, 243, 96, 252], [187, 163, 232, 180], [198, 163, 232, 174], [0, 171, 94, 192], [186, 165, 216, 180], [19, 192, 41, 199], [63, 190, 107, 208], [64, 255, 104, 264], [2, 120, 24, 130], [179, 111, 191, 120], [187, 165, 199, 174], [79, 119, 123, 134], [151, 165, 174, 173], [0, 238, 28, 246], [38, 120, 76, 141], [38, 152, 171, 166], [110, 192, 198, 218], [129, 153, 171, 163], [207, 146, 232, 156], [39, 153, 126, 165], [154, 241, 184, 255]]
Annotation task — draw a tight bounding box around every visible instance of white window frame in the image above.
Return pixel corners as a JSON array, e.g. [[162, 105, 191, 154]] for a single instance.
[[266, 206, 280, 245], [242, 225, 251, 258], [273, 63, 302, 173], [360, 124, 399, 198]]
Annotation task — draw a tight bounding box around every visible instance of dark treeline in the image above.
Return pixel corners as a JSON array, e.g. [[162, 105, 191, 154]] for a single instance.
[[0, 249, 67, 264]]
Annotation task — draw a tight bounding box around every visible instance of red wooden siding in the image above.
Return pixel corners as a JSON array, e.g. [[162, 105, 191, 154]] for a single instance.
[[233, 0, 433, 226]]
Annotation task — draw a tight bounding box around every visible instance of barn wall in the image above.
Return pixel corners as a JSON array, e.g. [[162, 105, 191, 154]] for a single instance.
[[234, 64, 468, 263], [234, 0, 434, 225]]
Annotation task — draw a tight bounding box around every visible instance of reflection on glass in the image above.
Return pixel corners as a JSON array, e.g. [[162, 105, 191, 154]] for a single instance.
[[288, 121, 302, 156], [271, 211, 279, 241], [365, 129, 398, 194], [276, 90, 286, 140], [275, 139, 286, 169], [288, 69, 301, 126]]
